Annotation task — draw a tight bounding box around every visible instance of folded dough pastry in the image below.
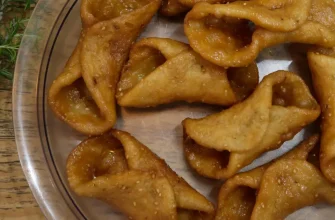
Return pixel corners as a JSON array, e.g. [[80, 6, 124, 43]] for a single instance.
[[67, 130, 214, 219], [183, 71, 320, 179], [184, 0, 335, 67], [251, 159, 335, 220], [308, 49, 335, 184], [117, 38, 259, 107], [215, 134, 320, 220], [161, 0, 233, 16], [216, 135, 335, 220], [48, 0, 160, 135]]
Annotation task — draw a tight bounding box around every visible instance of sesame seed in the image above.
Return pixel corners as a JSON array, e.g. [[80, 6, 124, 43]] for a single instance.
[[154, 202, 159, 206], [133, 202, 137, 207]]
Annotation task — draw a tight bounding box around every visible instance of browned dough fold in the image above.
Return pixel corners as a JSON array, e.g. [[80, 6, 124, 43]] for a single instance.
[[185, 0, 335, 67], [308, 48, 335, 183], [161, 0, 234, 16], [48, 0, 160, 135], [183, 71, 320, 179], [67, 130, 214, 220], [215, 135, 321, 220], [117, 37, 259, 107]]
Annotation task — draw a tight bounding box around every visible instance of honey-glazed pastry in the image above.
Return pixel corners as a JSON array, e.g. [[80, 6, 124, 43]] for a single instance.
[[215, 135, 320, 220], [184, 0, 335, 67], [183, 71, 320, 179], [48, 0, 161, 135], [161, 0, 234, 16], [117, 38, 259, 107], [308, 48, 335, 183], [67, 130, 214, 219]]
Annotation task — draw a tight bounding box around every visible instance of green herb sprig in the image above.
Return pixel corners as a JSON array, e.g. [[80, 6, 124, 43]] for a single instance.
[[0, 0, 36, 80]]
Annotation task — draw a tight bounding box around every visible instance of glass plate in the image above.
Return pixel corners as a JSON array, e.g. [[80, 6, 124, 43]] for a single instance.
[[13, 0, 335, 219]]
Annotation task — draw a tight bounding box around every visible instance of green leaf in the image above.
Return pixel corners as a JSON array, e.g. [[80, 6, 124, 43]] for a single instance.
[[0, 0, 36, 80]]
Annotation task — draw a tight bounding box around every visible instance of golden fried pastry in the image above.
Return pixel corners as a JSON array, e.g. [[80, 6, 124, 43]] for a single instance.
[[183, 71, 320, 179], [215, 134, 320, 220], [308, 49, 335, 184], [251, 159, 335, 220], [161, 0, 189, 16], [116, 38, 259, 107], [48, 0, 160, 135], [184, 0, 335, 67], [67, 130, 214, 219], [161, 0, 233, 16]]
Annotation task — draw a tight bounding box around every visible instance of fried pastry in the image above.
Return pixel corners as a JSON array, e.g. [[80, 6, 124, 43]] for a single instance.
[[161, 0, 189, 16], [251, 159, 335, 220], [161, 0, 233, 16], [67, 130, 214, 219], [48, 0, 160, 135], [215, 134, 320, 220], [116, 38, 259, 107], [183, 71, 320, 179], [184, 0, 335, 67], [308, 49, 335, 184]]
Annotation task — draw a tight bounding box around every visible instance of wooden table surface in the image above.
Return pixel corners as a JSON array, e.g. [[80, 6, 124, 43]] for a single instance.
[[0, 78, 44, 219]]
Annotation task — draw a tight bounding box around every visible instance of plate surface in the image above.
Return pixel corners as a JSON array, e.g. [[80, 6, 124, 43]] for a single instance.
[[13, 0, 335, 219]]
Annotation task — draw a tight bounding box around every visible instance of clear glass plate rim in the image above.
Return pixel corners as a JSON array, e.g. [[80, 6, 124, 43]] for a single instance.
[[12, 0, 79, 219]]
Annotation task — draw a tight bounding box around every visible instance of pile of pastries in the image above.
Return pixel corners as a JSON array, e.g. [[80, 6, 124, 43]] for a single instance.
[[48, 0, 335, 219]]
